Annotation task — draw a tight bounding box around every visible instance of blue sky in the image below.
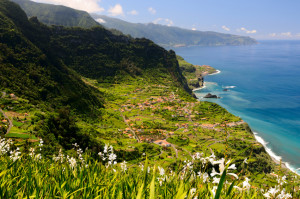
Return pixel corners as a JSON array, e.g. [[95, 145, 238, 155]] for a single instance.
[[34, 0, 300, 40]]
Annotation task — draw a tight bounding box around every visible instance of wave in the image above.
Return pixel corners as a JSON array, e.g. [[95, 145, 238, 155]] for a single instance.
[[253, 132, 300, 175], [193, 84, 206, 91], [223, 85, 236, 89], [209, 70, 221, 76]]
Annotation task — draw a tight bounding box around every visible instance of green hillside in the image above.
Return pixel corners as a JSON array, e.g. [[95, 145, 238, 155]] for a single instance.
[[92, 14, 258, 48], [0, 0, 299, 198], [0, 0, 103, 114], [11, 0, 99, 28]]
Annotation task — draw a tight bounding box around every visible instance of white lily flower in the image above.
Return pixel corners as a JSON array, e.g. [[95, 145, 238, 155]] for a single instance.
[[212, 177, 220, 184], [228, 164, 236, 170]]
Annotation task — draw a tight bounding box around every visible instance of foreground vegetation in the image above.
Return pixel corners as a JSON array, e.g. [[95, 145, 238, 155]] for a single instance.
[[0, 139, 298, 198]]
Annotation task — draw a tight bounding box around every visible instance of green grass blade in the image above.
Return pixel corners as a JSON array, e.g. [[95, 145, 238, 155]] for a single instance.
[[214, 169, 227, 199], [136, 184, 144, 199], [149, 166, 155, 199], [226, 180, 236, 197]]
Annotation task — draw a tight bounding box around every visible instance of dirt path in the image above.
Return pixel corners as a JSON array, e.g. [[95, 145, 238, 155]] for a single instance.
[[119, 109, 140, 142], [171, 144, 178, 159], [0, 108, 13, 134]]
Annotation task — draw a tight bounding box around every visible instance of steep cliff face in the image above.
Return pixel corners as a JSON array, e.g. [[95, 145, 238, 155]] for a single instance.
[[0, 0, 193, 113]]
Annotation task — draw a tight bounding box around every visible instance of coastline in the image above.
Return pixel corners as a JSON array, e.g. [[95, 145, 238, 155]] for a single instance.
[[192, 70, 221, 92], [208, 70, 221, 76], [192, 70, 300, 176], [192, 82, 206, 92], [253, 132, 300, 175]]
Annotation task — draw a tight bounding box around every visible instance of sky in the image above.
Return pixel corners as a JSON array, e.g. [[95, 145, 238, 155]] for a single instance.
[[33, 0, 300, 40]]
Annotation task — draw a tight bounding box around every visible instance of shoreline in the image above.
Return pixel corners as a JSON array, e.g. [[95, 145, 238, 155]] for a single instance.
[[192, 70, 221, 92], [192, 82, 207, 92], [253, 132, 300, 175], [192, 69, 300, 176], [208, 70, 221, 76]]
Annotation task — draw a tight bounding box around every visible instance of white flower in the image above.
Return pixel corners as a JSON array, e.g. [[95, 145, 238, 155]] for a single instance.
[[29, 147, 35, 157], [212, 177, 220, 184], [202, 173, 209, 183], [228, 164, 236, 170], [53, 149, 62, 162], [158, 166, 165, 176], [68, 157, 77, 169], [243, 158, 248, 164], [268, 187, 279, 197], [212, 158, 238, 179], [263, 187, 279, 198], [139, 163, 144, 171], [197, 171, 202, 177], [277, 189, 292, 199], [0, 137, 10, 155], [157, 177, 165, 186], [35, 153, 42, 160], [263, 192, 271, 198], [103, 144, 108, 154], [109, 145, 113, 152], [210, 168, 219, 177], [120, 160, 127, 172], [242, 177, 251, 190], [190, 188, 196, 196], [9, 148, 21, 162], [211, 186, 217, 198], [108, 153, 117, 163]]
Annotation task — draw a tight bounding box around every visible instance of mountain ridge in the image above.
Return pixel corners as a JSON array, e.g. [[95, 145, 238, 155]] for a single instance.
[[11, 0, 257, 47], [92, 14, 258, 48]]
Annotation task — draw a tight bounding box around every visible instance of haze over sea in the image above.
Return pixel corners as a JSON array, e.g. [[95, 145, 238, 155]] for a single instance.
[[175, 41, 300, 174]]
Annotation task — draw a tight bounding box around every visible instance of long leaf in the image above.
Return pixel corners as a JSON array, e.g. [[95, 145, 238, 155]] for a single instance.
[[214, 169, 227, 199], [149, 166, 155, 199], [136, 184, 144, 199], [226, 180, 236, 197]]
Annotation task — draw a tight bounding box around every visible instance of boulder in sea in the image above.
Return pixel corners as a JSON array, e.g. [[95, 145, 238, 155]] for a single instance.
[[204, 93, 219, 98], [223, 89, 228, 91]]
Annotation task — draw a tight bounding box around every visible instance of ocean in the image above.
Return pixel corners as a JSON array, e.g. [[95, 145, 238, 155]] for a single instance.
[[175, 40, 300, 174]]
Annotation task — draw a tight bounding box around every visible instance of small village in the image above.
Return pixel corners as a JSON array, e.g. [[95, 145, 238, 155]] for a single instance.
[[91, 78, 255, 163], [0, 79, 258, 165]]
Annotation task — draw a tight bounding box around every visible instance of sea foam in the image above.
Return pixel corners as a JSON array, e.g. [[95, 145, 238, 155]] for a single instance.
[[223, 86, 236, 89], [253, 132, 300, 175], [209, 70, 221, 76]]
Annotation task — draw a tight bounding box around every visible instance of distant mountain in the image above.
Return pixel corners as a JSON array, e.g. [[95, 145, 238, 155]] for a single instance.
[[11, 0, 99, 28], [12, 0, 257, 47], [91, 14, 258, 48]]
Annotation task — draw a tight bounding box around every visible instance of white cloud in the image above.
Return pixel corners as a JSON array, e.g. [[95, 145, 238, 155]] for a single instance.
[[96, 18, 106, 23], [222, 25, 230, 31], [148, 7, 156, 15], [239, 27, 257, 34], [128, 10, 138, 15], [296, 33, 300, 37], [192, 28, 197, 31], [153, 18, 173, 26], [269, 33, 276, 37], [281, 32, 292, 37], [108, 4, 124, 16], [32, 0, 104, 13]]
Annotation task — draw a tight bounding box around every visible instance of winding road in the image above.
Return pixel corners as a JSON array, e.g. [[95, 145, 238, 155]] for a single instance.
[[0, 108, 12, 134]]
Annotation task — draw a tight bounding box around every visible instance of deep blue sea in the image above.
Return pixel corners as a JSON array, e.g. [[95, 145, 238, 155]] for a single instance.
[[175, 41, 300, 174]]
